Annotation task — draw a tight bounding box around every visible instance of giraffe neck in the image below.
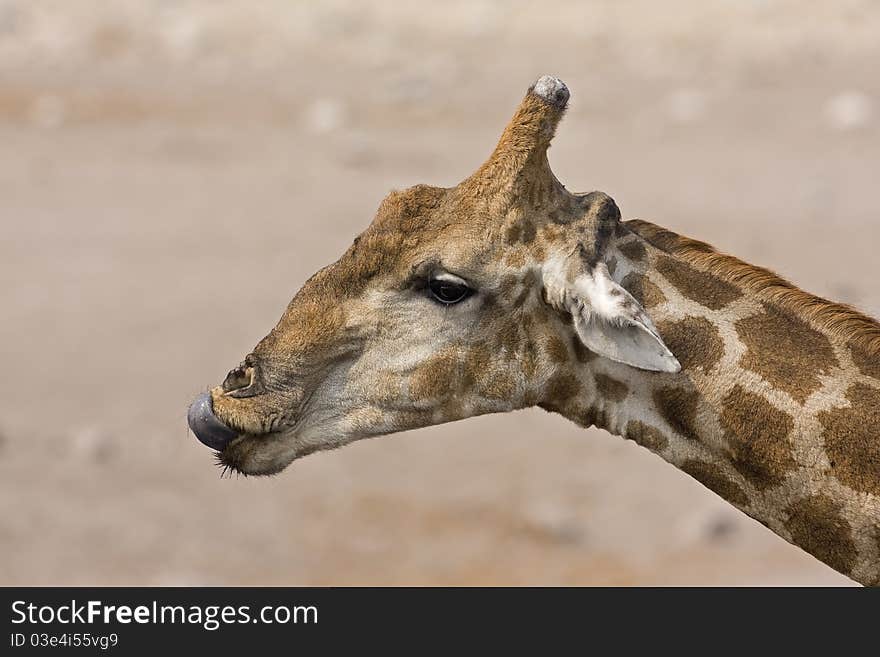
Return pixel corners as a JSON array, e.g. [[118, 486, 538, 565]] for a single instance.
[[548, 220, 880, 585]]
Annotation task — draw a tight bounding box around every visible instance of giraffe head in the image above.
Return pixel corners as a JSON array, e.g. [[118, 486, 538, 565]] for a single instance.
[[189, 76, 680, 475]]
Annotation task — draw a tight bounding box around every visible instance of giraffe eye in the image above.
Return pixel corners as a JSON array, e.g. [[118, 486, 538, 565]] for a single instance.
[[428, 276, 472, 305]]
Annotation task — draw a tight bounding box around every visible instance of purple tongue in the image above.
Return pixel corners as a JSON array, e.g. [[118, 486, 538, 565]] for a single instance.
[[187, 392, 238, 451]]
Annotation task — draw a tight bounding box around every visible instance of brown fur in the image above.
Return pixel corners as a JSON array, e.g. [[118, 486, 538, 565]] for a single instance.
[[656, 316, 723, 373], [680, 460, 750, 508], [616, 219, 879, 583], [621, 272, 666, 309], [736, 305, 838, 404], [718, 385, 797, 490], [544, 372, 581, 404], [570, 333, 595, 363], [655, 255, 743, 310], [625, 420, 669, 452], [594, 373, 629, 403], [852, 345, 880, 380], [627, 219, 880, 360], [653, 386, 700, 442], [785, 494, 858, 576], [546, 335, 570, 364], [618, 239, 646, 263], [202, 79, 880, 585], [410, 351, 458, 401], [818, 383, 880, 497]]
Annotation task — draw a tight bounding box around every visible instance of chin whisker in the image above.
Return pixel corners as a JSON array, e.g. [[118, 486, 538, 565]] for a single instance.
[[214, 451, 251, 479]]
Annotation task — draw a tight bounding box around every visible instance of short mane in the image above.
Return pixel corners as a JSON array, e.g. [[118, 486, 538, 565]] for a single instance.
[[626, 219, 880, 360]]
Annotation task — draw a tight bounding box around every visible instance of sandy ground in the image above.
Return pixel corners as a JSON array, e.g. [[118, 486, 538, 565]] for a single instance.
[[1, 1, 878, 585]]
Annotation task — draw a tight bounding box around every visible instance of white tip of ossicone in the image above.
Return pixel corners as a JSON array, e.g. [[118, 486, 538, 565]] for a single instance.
[[532, 75, 569, 107]]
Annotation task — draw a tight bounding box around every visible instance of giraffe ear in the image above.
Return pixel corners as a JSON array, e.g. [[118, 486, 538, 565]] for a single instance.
[[562, 263, 681, 373]]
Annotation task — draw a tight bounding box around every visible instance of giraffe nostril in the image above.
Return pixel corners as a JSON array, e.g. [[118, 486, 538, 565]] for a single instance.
[[222, 365, 251, 392], [221, 358, 266, 398]]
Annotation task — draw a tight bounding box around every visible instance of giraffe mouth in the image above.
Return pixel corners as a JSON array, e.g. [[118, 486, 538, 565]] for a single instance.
[[188, 390, 307, 476], [187, 392, 240, 451]]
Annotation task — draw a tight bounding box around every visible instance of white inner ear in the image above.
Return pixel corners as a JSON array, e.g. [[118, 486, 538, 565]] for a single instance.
[[569, 263, 681, 373]]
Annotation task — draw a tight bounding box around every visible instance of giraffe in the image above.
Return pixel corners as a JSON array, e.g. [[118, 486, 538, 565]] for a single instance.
[[188, 76, 880, 585]]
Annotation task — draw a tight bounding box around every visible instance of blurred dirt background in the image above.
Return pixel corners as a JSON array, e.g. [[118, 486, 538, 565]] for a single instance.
[[2, 1, 878, 585]]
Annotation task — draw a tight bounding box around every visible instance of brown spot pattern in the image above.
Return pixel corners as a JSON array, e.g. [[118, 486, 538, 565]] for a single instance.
[[719, 385, 796, 490], [505, 222, 522, 244], [618, 240, 646, 263], [496, 321, 521, 354], [622, 272, 666, 310], [410, 352, 458, 401], [851, 344, 880, 380], [625, 420, 669, 451], [785, 494, 858, 576], [504, 251, 526, 268], [656, 255, 742, 310], [736, 305, 838, 404], [463, 346, 492, 387], [529, 243, 546, 262], [571, 334, 595, 363], [574, 406, 611, 431], [680, 460, 749, 507], [818, 383, 880, 497], [657, 316, 723, 373], [594, 373, 629, 402], [372, 370, 402, 404], [521, 339, 540, 380], [497, 275, 518, 300], [481, 371, 517, 401], [460, 343, 520, 401], [546, 335, 569, 364], [627, 219, 880, 378], [541, 221, 564, 243], [545, 372, 581, 404], [653, 386, 701, 441]]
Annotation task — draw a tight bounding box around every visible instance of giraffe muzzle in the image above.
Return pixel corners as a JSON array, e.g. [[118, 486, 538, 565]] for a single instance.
[[187, 392, 239, 451]]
